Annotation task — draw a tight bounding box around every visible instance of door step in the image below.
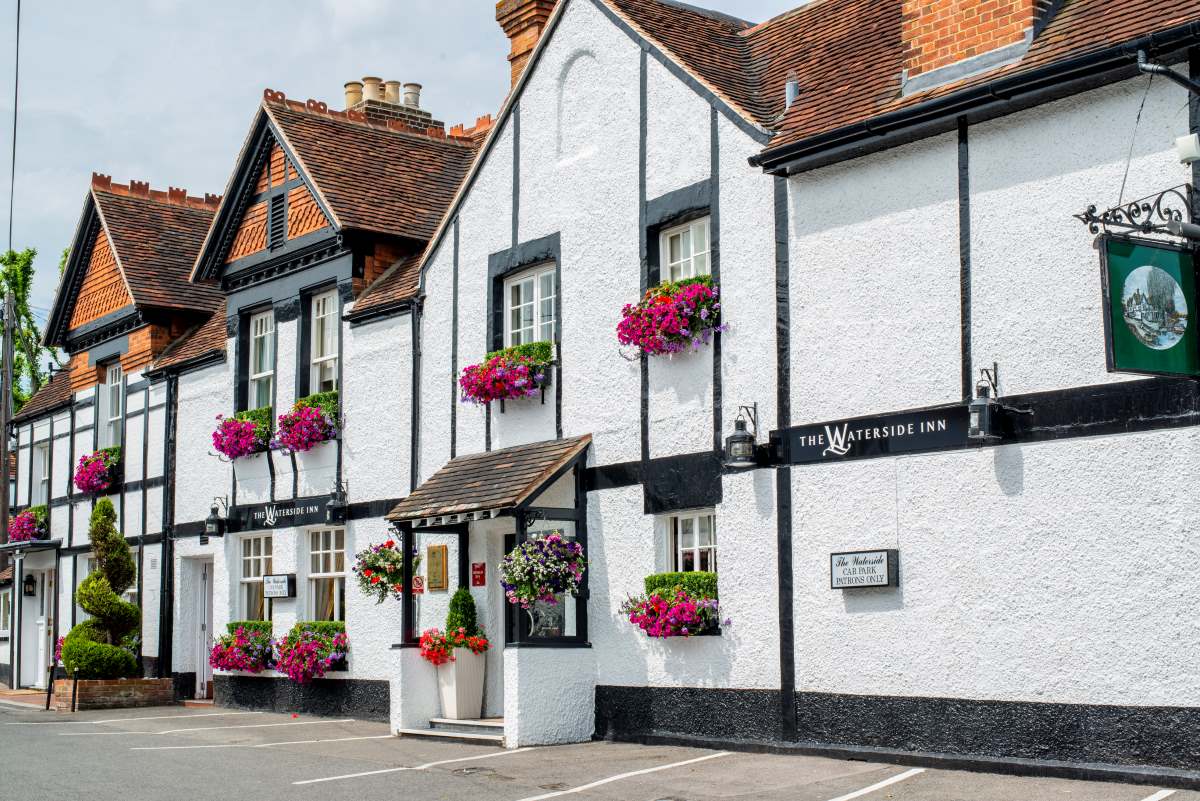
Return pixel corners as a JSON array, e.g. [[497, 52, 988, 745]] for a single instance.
[[397, 717, 505, 746], [183, 699, 215, 708]]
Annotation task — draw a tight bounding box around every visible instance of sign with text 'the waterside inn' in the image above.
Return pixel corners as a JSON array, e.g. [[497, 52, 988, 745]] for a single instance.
[[1100, 235, 1199, 377], [780, 406, 968, 465]]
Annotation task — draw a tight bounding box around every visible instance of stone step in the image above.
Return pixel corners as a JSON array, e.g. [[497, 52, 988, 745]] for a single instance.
[[430, 717, 505, 735], [397, 721, 505, 747]]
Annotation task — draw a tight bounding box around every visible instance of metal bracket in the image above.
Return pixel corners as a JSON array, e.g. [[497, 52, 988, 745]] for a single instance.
[[1075, 185, 1193, 237]]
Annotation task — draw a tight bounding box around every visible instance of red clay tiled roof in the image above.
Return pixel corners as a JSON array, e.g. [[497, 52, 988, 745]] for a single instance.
[[599, 0, 1200, 154], [265, 99, 479, 242], [350, 251, 424, 316], [0, 565, 11, 584], [387, 435, 592, 521], [94, 188, 224, 314], [152, 308, 228, 372], [13, 371, 72, 423]]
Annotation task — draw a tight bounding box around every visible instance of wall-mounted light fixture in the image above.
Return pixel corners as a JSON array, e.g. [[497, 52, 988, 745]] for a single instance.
[[724, 403, 759, 469], [968, 364, 1001, 442], [202, 496, 229, 546], [326, 482, 348, 526], [23, 574, 36, 597]]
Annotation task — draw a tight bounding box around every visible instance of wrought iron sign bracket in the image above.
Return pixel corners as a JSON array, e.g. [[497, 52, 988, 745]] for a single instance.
[[1075, 185, 1194, 238]]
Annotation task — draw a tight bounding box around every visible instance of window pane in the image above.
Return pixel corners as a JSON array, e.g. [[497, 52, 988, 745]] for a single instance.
[[692, 251, 707, 276], [680, 518, 695, 549], [699, 516, 714, 546], [669, 232, 683, 265], [699, 550, 712, 571], [312, 578, 335, 621], [681, 551, 695, 571], [693, 220, 709, 253]]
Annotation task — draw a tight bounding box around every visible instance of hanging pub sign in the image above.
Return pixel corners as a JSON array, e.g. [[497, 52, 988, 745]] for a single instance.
[[831, 550, 899, 589], [1099, 235, 1199, 377], [262, 574, 296, 599], [779, 406, 969, 465]]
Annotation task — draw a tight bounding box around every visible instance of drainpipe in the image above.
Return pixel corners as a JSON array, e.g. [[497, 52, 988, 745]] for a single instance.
[[1137, 50, 1200, 96]]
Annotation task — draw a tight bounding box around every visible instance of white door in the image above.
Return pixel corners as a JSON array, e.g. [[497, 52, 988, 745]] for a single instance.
[[33, 570, 54, 689], [196, 561, 214, 699]]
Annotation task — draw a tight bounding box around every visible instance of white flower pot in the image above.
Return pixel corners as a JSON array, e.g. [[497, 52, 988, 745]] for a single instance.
[[436, 650, 485, 720]]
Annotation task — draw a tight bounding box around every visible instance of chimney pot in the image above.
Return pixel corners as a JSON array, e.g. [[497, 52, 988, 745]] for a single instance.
[[384, 80, 402, 104], [344, 81, 363, 109], [403, 82, 422, 108], [362, 76, 383, 102]]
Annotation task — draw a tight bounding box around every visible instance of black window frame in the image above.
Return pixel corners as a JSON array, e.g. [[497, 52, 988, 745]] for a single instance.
[[236, 302, 277, 414]]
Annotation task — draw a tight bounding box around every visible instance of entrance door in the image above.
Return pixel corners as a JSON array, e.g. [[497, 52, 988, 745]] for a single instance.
[[196, 560, 214, 699], [33, 570, 55, 689]]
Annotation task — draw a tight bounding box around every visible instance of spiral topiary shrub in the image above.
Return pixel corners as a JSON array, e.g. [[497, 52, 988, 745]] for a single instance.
[[61, 499, 140, 679]]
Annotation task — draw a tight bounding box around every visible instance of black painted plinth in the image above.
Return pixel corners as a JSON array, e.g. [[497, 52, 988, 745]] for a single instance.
[[214, 674, 389, 722]]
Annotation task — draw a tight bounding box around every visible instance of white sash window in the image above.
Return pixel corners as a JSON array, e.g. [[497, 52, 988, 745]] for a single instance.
[[660, 217, 710, 282], [249, 311, 275, 409], [309, 290, 339, 393], [505, 264, 556, 347]]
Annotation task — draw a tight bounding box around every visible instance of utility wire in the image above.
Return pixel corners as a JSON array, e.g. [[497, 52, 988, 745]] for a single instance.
[[6, 0, 19, 252], [1117, 72, 1153, 208]]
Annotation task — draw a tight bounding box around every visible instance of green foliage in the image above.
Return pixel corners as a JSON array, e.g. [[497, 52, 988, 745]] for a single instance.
[[233, 406, 273, 448], [227, 620, 273, 636], [486, 340, 553, 365], [0, 248, 61, 412], [61, 497, 140, 679], [286, 620, 345, 643], [295, 390, 339, 419], [27, 504, 47, 530], [644, 571, 717, 600], [445, 588, 479, 636], [656, 274, 714, 295]]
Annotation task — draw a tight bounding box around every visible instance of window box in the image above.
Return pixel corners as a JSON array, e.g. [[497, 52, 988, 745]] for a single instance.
[[73, 446, 122, 495], [212, 406, 272, 460], [273, 391, 340, 454], [7, 505, 47, 543], [617, 275, 725, 357], [459, 341, 554, 406], [620, 571, 725, 638]]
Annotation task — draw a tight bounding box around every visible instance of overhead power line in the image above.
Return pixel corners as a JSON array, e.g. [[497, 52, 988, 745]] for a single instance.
[[7, 0, 19, 251]]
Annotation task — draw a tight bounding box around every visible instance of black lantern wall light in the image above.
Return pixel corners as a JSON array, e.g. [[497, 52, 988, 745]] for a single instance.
[[202, 496, 229, 545], [968, 365, 1001, 442], [22, 573, 36, 597], [326, 481, 348, 525], [723, 403, 760, 468]]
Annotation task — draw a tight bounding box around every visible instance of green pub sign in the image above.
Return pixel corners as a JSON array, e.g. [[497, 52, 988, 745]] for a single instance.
[[1100, 235, 1200, 377]]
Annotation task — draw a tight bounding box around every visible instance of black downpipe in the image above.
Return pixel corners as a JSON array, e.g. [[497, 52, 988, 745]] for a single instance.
[[156, 374, 178, 680], [1138, 49, 1200, 95]]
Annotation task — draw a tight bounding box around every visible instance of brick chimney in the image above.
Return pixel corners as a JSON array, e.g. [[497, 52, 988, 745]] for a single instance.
[[902, 0, 1053, 85], [496, 0, 556, 88], [341, 74, 445, 131]]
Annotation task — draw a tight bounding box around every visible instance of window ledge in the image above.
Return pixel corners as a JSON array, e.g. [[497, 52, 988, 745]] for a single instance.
[[504, 641, 592, 649]]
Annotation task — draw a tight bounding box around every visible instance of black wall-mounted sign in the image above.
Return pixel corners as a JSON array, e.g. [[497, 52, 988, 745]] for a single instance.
[[831, 549, 899, 589], [232, 496, 327, 531], [263, 574, 297, 599], [778, 405, 969, 465]]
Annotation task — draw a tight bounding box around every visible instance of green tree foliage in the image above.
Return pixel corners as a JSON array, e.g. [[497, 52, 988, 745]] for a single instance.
[[445, 588, 479, 636], [61, 499, 140, 678], [0, 248, 60, 412]]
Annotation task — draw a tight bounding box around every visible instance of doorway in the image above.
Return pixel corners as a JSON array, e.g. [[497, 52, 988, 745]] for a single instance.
[[195, 559, 214, 699]]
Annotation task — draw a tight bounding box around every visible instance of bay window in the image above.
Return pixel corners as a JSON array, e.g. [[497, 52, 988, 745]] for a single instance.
[[660, 217, 710, 282], [308, 289, 338, 393], [308, 528, 345, 622], [504, 264, 556, 347], [240, 534, 273, 621]]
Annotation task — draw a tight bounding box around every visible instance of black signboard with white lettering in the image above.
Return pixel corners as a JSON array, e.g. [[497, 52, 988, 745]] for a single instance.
[[778, 405, 969, 465], [231, 496, 327, 532], [831, 549, 899, 589]]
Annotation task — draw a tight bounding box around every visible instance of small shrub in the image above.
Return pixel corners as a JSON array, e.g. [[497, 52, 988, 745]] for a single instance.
[[226, 620, 273, 637], [485, 340, 554, 364], [295, 390, 339, 419], [446, 588, 479, 637], [644, 571, 717, 600]]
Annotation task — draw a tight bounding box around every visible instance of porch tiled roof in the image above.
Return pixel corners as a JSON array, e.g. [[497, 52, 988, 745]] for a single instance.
[[152, 308, 228, 372], [386, 435, 591, 522], [13, 371, 72, 424], [350, 251, 424, 316]]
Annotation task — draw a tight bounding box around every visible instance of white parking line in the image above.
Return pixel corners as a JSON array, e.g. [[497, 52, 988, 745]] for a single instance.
[[511, 751, 731, 801], [61, 718, 353, 736], [1139, 791, 1175, 801], [824, 768, 926, 801], [292, 747, 536, 785], [131, 734, 394, 751], [5, 711, 263, 725]]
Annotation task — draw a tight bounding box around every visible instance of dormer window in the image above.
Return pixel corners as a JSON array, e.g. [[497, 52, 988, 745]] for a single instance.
[[249, 310, 275, 409], [98, 362, 123, 448]]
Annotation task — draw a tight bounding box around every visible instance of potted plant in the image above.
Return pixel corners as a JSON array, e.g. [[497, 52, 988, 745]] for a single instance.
[[620, 571, 727, 638], [73, 446, 122, 495], [459, 341, 552, 405], [616, 275, 725, 357], [274, 621, 349, 684], [420, 589, 490, 719], [351, 538, 420, 604], [209, 621, 274, 673]]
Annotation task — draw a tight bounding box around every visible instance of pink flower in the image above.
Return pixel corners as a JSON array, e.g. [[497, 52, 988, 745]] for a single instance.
[[7, 509, 44, 543], [460, 352, 549, 405], [616, 277, 725, 357], [73, 448, 120, 494], [212, 415, 268, 460], [272, 405, 338, 454]]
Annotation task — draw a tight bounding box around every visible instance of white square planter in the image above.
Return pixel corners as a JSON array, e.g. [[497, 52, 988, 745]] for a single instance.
[[233, 451, 272, 504], [436, 650, 485, 720]]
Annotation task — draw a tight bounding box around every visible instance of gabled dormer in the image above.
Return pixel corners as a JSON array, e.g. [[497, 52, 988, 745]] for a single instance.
[[45, 174, 222, 394]]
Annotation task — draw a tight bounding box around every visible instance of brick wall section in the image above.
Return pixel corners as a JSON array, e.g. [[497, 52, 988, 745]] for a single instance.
[[54, 678, 175, 711], [901, 0, 1052, 78], [287, 183, 328, 240], [353, 239, 408, 297], [496, 0, 557, 87], [68, 230, 131, 329], [67, 321, 185, 392], [227, 200, 268, 261]]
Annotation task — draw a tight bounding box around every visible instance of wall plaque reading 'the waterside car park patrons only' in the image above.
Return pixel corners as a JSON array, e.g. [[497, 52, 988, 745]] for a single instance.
[[831, 550, 898, 589], [1100, 235, 1199, 377]]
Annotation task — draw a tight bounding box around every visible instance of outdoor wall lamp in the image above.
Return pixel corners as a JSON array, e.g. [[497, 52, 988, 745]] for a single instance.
[[22, 573, 36, 597], [202, 496, 229, 545], [968, 365, 1001, 443], [723, 403, 759, 468], [326, 482, 348, 526]]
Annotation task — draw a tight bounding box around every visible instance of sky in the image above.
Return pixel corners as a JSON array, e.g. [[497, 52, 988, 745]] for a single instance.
[[0, 0, 801, 324]]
